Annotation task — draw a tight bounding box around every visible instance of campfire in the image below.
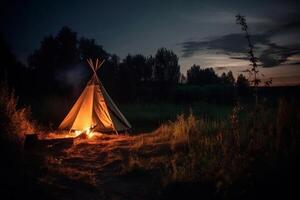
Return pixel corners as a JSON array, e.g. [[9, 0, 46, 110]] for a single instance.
[[74, 128, 96, 139]]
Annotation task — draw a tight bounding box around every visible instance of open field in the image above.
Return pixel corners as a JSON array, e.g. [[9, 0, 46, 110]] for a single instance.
[[119, 102, 233, 133], [19, 98, 299, 199], [1, 83, 299, 199]]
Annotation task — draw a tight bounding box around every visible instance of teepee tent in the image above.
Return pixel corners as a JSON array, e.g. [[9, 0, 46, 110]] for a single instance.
[[59, 58, 131, 133]]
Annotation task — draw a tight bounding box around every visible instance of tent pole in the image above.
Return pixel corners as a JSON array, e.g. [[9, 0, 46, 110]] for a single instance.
[[112, 123, 119, 135]]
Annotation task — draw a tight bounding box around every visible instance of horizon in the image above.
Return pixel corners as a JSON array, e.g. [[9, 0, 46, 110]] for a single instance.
[[2, 0, 300, 86]]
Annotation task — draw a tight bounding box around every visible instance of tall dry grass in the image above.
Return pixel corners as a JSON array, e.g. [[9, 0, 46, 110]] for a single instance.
[[123, 98, 299, 196], [0, 83, 35, 148], [0, 83, 37, 197]]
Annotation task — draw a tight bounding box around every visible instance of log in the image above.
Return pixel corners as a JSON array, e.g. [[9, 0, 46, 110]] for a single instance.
[[39, 137, 74, 149], [25, 133, 74, 151]]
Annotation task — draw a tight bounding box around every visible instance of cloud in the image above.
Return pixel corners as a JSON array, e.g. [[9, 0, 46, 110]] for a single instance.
[[259, 43, 300, 67], [289, 62, 300, 65], [215, 66, 228, 71], [229, 56, 249, 60], [267, 11, 300, 35], [181, 33, 269, 58], [180, 17, 300, 68], [229, 43, 300, 68]]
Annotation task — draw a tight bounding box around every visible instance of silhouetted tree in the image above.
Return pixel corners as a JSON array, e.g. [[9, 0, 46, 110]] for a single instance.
[[179, 73, 187, 84], [115, 55, 138, 101], [146, 56, 155, 81], [236, 74, 250, 88], [78, 37, 109, 62], [56, 26, 79, 66], [0, 37, 31, 94], [99, 54, 119, 99], [154, 48, 180, 84], [220, 71, 235, 85], [27, 26, 79, 93], [187, 65, 201, 84], [187, 65, 220, 85], [131, 54, 152, 82], [77, 37, 113, 93], [28, 35, 59, 70]]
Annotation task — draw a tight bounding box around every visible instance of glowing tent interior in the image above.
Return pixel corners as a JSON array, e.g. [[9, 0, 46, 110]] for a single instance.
[[58, 58, 131, 134]]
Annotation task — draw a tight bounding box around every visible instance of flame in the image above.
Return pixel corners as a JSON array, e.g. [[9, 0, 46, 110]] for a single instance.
[[87, 132, 95, 139], [85, 128, 95, 139], [74, 130, 82, 137], [60, 128, 96, 139]]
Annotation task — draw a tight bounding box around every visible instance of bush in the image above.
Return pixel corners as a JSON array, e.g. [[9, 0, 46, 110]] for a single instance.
[[0, 83, 35, 148], [0, 83, 36, 197]]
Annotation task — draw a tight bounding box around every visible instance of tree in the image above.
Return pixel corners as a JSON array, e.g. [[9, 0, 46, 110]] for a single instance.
[[27, 35, 59, 70], [220, 71, 235, 85], [236, 74, 250, 88], [0, 37, 31, 94], [146, 56, 155, 81], [187, 65, 220, 85], [27, 26, 79, 93], [236, 74, 250, 96], [96, 54, 120, 99], [78, 37, 109, 62], [131, 54, 152, 82], [187, 65, 201, 84], [154, 48, 180, 84], [179, 73, 187, 84], [202, 68, 219, 84], [116, 55, 138, 101], [56, 26, 79, 66]]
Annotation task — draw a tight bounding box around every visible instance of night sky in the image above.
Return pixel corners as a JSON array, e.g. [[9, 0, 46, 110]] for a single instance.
[[2, 0, 300, 85]]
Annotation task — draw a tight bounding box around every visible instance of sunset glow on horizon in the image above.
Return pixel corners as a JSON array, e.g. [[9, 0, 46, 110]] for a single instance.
[[2, 0, 300, 86]]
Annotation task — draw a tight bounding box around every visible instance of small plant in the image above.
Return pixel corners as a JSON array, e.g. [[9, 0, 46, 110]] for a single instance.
[[235, 14, 273, 95], [236, 14, 273, 134]]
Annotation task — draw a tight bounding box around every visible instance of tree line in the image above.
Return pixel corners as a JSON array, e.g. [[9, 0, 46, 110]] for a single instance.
[[1, 26, 250, 103]]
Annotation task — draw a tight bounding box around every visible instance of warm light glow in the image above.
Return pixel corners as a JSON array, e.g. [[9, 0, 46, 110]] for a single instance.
[[57, 128, 96, 139], [85, 128, 95, 139], [85, 128, 90, 135], [87, 132, 95, 139], [74, 130, 82, 137]]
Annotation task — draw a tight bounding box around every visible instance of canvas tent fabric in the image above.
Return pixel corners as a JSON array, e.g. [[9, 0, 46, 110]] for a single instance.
[[59, 58, 131, 133]]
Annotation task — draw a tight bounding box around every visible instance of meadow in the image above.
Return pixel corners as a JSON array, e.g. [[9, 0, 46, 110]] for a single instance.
[[119, 102, 233, 133], [1, 83, 299, 199]]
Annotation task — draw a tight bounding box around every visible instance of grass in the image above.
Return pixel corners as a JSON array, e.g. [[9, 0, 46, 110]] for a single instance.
[[121, 98, 299, 198], [119, 102, 233, 133], [14, 97, 297, 199], [0, 83, 35, 146], [1, 81, 299, 199], [0, 83, 37, 199]]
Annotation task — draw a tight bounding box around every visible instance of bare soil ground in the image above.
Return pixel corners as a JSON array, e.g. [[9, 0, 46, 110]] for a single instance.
[[31, 132, 179, 200]]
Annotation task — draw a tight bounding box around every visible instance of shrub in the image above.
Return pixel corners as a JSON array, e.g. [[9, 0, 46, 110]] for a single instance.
[[0, 83, 35, 148], [0, 83, 37, 198]]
